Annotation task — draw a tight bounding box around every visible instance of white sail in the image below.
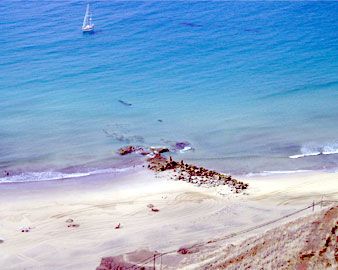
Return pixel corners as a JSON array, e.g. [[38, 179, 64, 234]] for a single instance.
[[82, 4, 90, 29]]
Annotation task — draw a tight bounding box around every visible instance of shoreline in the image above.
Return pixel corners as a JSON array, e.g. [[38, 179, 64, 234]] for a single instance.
[[1, 159, 336, 185], [0, 166, 337, 269]]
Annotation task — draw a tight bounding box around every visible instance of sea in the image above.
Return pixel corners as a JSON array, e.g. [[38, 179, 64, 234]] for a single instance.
[[1, 1, 338, 183]]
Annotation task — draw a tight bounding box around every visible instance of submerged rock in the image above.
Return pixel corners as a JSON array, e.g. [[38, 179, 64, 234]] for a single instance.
[[170, 141, 194, 153], [103, 129, 144, 143], [174, 141, 191, 150], [118, 100, 132, 107]]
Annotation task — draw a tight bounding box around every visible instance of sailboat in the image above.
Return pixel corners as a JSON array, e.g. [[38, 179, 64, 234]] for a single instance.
[[82, 4, 94, 32]]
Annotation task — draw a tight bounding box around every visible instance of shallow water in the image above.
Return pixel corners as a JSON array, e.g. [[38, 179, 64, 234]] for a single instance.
[[1, 1, 338, 182]]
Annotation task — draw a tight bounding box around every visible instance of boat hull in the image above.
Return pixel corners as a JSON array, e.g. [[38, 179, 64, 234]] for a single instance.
[[82, 24, 94, 32]]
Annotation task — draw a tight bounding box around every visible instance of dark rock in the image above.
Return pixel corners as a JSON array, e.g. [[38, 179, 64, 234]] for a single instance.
[[118, 100, 132, 106], [149, 146, 170, 154], [118, 146, 140, 155], [118, 146, 135, 155]]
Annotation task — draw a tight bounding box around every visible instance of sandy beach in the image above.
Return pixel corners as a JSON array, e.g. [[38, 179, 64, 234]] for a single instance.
[[0, 167, 337, 269]]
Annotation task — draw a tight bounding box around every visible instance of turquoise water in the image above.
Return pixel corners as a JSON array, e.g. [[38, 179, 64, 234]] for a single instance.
[[1, 1, 338, 182]]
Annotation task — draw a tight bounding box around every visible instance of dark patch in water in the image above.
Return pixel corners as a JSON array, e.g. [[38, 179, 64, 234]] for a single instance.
[[244, 28, 260, 33], [180, 22, 202, 28], [173, 141, 191, 150], [118, 100, 132, 106], [102, 129, 144, 143], [261, 80, 338, 99]]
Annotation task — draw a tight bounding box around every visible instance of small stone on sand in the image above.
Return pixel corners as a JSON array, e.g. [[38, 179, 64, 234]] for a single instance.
[[67, 224, 80, 228], [21, 227, 30, 233]]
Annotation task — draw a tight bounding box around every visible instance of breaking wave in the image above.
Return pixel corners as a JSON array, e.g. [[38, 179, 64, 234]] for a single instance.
[[289, 142, 338, 159], [0, 167, 135, 184], [246, 170, 311, 177]]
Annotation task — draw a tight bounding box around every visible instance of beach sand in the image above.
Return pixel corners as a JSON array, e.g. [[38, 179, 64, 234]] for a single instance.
[[0, 168, 337, 269]]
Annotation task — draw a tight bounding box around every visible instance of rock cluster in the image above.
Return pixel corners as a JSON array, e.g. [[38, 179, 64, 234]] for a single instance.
[[118, 145, 149, 156], [117, 144, 248, 193], [117, 141, 191, 156], [117, 145, 169, 156], [147, 154, 248, 193]]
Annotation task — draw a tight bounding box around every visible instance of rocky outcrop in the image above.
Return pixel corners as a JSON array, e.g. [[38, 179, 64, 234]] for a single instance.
[[147, 154, 248, 193], [118, 146, 138, 155], [117, 144, 248, 193], [117, 146, 149, 156], [149, 146, 170, 154], [117, 145, 168, 156]]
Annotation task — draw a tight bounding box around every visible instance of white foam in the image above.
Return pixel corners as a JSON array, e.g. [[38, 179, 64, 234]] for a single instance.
[[322, 144, 338, 155], [289, 152, 321, 159], [179, 146, 193, 153], [0, 167, 135, 184], [289, 142, 338, 159], [246, 170, 311, 177]]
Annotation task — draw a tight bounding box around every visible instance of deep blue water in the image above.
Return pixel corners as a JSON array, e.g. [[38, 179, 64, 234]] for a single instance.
[[1, 1, 338, 182]]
